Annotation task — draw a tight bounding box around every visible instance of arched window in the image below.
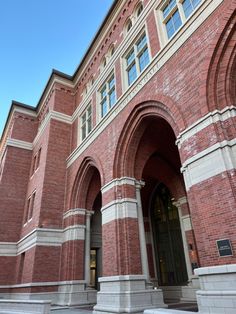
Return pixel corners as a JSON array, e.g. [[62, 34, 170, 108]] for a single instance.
[[126, 19, 132, 33], [136, 3, 143, 17]]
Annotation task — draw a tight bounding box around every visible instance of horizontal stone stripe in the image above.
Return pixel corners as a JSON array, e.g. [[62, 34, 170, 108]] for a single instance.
[[63, 208, 86, 219], [6, 138, 33, 150], [176, 106, 236, 148], [101, 177, 136, 194], [101, 198, 138, 225], [182, 139, 236, 190], [0, 226, 85, 256], [0, 279, 86, 289]]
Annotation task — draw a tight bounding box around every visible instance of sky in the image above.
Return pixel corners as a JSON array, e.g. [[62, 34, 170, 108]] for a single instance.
[[0, 0, 114, 138]]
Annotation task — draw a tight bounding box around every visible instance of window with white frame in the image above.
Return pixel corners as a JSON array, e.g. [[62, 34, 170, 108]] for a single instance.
[[125, 32, 150, 86], [161, 0, 202, 40], [81, 105, 92, 140], [100, 73, 116, 117]]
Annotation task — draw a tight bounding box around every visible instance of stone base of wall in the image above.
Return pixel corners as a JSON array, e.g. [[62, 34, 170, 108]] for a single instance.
[[144, 264, 236, 314], [0, 281, 97, 307], [93, 275, 166, 314], [195, 264, 236, 314], [0, 299, 51, 314]]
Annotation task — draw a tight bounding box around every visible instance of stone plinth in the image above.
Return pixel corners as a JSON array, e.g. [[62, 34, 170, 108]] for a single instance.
[[0, 299, 51, 313], [93, 275, 166, 314]]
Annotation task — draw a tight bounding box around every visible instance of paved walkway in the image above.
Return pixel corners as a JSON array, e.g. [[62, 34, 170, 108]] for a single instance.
[[51, 306, 93, 314]]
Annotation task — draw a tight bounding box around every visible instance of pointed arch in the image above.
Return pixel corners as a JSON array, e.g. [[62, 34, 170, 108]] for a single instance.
[[113, 100, 183, 179], [207, 10, 236, 111], [70, 156, 103, 210]]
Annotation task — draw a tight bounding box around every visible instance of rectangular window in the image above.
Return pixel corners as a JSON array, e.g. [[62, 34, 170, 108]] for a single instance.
[[125, 32, 150, 87], [161, 0, 202, 40], [182, 0, 202, 18], [24, 191, 36, 223], [81, 105, 92, 141], [100, 73, 116, 118], [162, 0, 182, 39]]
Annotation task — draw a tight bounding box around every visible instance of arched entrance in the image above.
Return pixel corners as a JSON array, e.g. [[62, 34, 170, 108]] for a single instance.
[[90, 191, 102, 289], [114, 103, 198, 300]]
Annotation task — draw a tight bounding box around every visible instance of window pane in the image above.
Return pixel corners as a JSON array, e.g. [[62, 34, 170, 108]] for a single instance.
[[87, 106, 91, 116], [128, 63, 137, 85], [101, 86, 106, 99], [183, 0, 201, 18], [101, 99, 108, 117], [137, 34, 147, 52], [109, 76, 115, 89], [109, 89, 116, 107], [82, 113, 86, 124], [163, 0, 177, 19], [166, 10, 182, 39], [139, 47, 150, 72], [87, 117, 92, 133], [82, 125, 86, 140], [172, 10, 182, 30], [126, 49, 135, 66]]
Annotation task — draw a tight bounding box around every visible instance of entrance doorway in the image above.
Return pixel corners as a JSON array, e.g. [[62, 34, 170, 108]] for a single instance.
[[151, 183, 188, 286], [91, 192, 102, 290]]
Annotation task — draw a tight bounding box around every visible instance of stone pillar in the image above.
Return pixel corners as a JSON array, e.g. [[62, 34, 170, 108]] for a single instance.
[[93, 177, 166, 314], [85, 210, 94, 286], [135, 180, 150, 281]]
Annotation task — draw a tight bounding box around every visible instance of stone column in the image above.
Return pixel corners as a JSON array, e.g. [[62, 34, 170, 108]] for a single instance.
[[135, 180, 150, 281], [85, 210, 94, 286]]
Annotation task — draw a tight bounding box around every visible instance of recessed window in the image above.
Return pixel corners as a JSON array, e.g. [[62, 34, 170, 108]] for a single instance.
[[100, 73, 116, 117], [125, 32, 150, 86], [24, 191, 36, 224], [81, 105, 92, 141], [136, 3, 143, 17], [126, 19, 132, 33]]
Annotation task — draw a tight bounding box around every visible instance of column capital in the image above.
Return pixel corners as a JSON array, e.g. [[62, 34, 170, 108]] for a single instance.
[[85, 210, 94, 217], [135, 180, 145, 190]]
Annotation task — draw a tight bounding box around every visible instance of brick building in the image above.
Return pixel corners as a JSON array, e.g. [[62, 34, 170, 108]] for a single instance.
[[0, 0, 235, 313]]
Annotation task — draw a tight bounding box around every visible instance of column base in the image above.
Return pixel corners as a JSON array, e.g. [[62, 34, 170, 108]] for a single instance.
[[195, 264, 236, 314], [93, 275, 166, 314], [57, 282, 97, 306]]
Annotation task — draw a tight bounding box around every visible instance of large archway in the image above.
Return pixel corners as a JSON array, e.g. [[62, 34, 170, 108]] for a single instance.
[[114, 103, 199, 301]]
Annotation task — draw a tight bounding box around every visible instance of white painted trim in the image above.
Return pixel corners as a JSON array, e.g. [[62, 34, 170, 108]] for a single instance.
[[176, 106, 236, 148], [63, 208, 86, 219], [182, 139, 236, 190], [101, 177, 136, 193], [101, 198, 138, 225], [6, 138, 33, 150], [66, 0, 223, 168]]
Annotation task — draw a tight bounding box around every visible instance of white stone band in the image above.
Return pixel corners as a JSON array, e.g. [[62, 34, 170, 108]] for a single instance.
[[0, 225, 86, 256], [176, 106, 236, 148], [101, 198, 138, 225], [63, 208, 86, 219], [6, 138, 33, 150], [182, 139, 236, 190], [101, 177, 136, 194]]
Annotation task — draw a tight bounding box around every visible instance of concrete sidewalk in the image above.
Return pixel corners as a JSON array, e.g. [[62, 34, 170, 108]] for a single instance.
[[51, 306, 93, 314]]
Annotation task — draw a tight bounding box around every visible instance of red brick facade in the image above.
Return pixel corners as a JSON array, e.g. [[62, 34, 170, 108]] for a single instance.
[[0, 0, 235, 309]]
